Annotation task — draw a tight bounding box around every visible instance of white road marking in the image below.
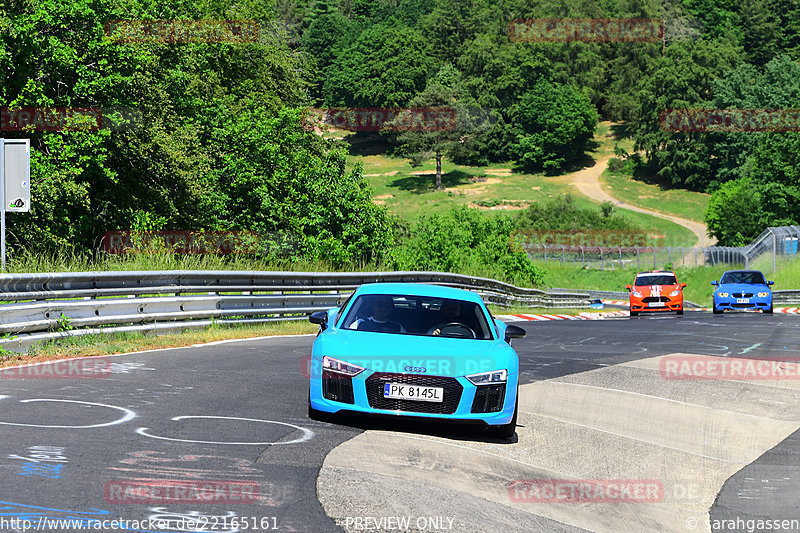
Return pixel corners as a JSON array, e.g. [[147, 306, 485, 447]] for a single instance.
[[136, 415, 313, 445], [0, 399, 136, 428]]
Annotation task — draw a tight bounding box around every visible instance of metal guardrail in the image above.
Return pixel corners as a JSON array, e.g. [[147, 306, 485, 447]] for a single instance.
[[0, 270, 793, 353], [775, 290, 800, 305], [0, 270, 625, 353]]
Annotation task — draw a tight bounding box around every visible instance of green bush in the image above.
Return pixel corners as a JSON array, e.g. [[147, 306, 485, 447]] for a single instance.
[[607, 158, 626, 173], [394, 207, 545, 286], [515, 194, 639, 231]]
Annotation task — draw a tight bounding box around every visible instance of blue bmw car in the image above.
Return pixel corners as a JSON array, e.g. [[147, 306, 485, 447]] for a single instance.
[[307, 283, 526, 438], [712, 270, 774, 314]]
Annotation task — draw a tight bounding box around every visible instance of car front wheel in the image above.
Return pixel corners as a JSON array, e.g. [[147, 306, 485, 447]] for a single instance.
[[489, 399, 517, 439], [308, 391, 324, 420]]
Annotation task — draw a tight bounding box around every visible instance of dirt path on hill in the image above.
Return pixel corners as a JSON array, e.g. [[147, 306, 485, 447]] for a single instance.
[[569, 157, 716, 247]]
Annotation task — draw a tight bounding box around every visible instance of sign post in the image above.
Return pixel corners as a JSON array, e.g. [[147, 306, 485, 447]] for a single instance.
[[0, 139, 31, 269]]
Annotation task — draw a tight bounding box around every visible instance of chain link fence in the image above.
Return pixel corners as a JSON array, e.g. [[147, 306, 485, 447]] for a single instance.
[[523, 225, 800, 271]]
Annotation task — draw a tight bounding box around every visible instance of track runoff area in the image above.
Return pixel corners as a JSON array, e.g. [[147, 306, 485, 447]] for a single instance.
[[0, 311, 799, 533]]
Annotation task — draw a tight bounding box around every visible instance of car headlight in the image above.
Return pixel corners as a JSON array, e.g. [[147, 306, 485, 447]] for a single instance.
[[322, 356, 364, 376], [717, 292, 729, 298], [466, 369, 507, 385], [632, 291, 643, 298], [758, 292, 769, 297], [669, 290, 680, 297]]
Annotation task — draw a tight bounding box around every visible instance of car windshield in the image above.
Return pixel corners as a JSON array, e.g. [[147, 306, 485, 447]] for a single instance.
[[634, 274, 677, 286], [721, 272, 767, 285], [340, 294, 494, 340]]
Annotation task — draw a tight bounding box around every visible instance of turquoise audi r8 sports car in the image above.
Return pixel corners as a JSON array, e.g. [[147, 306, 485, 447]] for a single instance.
[[712, 270, 774, 314], [307, 283, 526, 438]]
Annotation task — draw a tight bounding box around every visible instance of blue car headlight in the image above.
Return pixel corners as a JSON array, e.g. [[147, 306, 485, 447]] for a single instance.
[[717, 292, 729, 298], [322, 356, 365, 376], [757, 292, 770, 298], [466, 369, 507, 385]]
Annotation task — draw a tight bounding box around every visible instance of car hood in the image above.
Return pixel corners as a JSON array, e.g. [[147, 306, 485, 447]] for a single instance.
[[313, 328, 517, 377], [718, 282, 770, 293], [632, 284, 680, 297]]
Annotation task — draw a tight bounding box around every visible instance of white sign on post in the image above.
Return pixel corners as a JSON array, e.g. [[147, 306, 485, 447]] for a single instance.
[[1, 138, 31, 269], [4, 139, 30, 212]]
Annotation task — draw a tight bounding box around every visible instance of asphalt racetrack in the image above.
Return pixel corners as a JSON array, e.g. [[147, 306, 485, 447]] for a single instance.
[[1, 311, 799, 533]]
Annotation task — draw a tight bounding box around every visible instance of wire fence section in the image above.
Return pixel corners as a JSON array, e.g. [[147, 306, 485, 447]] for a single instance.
[[525, 245, 706, 269], [524, 225, 800, 271]]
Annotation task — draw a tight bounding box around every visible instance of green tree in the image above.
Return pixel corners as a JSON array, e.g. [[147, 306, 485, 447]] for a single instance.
[[301, 0, 358, 101], [632, 39, 742, 190], [392, 65, 490, 189], [740, 0, 782, 66], [322, 21, 434, 107], [209, 107, 395, 264], [509, 78, 598, 173], [704, 177, 799, 245]]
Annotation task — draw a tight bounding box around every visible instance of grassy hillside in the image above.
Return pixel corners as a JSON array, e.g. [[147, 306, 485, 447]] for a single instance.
[[341, 122, 703, 247], [602, 170, 711, 223]]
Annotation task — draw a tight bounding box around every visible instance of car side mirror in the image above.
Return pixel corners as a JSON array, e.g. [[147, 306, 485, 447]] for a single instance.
[[680, 283, 687, 288], [505, 324, 526, 342], [625, 284, 632, 291], [711, 281, 718, 286], [309, 311, 328, 329], [768, 281, 775, 285]]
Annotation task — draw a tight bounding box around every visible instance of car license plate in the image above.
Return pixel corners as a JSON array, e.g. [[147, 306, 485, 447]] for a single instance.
[[648, 302, 664, 307], [383, 383, 443, 402], [737, 298, 749, 303]]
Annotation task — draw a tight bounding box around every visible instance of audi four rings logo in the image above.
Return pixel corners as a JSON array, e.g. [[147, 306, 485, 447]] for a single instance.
[[404, 366, 427, 373]]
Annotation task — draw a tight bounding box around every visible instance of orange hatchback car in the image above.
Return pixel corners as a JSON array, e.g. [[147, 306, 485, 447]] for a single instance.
[[626, 270, 686, 317]]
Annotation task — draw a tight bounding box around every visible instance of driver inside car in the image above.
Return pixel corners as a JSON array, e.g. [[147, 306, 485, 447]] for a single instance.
[[349, 295, 407, 333], [427, 299, 467, 336]]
